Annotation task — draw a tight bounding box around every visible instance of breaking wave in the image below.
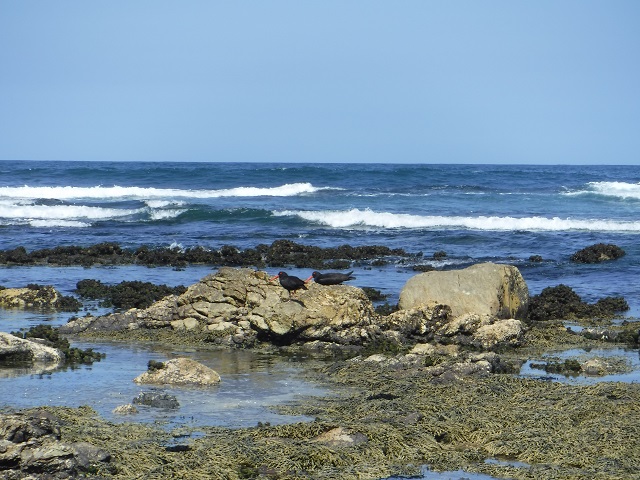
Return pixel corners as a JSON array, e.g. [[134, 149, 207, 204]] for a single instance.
[[273, 208, 640, 232], [566, 181, 640, 200], [0, 183, 331, 200]]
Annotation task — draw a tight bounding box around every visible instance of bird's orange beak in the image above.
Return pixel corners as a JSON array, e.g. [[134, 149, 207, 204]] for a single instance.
[[269, 274, 280, 281], [304, 275, 313, 283]]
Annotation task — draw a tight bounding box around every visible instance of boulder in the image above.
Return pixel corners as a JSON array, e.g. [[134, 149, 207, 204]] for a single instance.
[[133, 357, 221, 386], [398, 263, 529, 319], [471, 318, 524, 350]]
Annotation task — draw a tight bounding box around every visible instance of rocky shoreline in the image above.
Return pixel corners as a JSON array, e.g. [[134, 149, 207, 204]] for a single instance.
[[1, 243, 639, 479]]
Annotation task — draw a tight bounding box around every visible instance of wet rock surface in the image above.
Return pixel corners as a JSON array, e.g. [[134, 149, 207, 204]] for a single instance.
[[132, 392, 180, 409]]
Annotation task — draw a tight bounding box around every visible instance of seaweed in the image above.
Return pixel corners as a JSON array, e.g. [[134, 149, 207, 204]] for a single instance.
[[10, 325, 105, 366], [76, 279, 187, 309]]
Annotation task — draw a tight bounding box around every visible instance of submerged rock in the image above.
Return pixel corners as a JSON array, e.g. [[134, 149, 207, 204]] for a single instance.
[[132, 392, 180, 409], [112, 404, 138, 415]]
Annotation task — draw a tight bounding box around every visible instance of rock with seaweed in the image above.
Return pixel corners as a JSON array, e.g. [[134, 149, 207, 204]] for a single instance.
[[570, 242, 625, 263], [24, 350, 640, 480], [9, 324, 105, 366], [527, 284, 629, 322], [0, 331, 63, 370], [0, 239, 411, 269], [133, 357, 221, 386], [0, 283, 81, 311], [76, 278, 187, 309]]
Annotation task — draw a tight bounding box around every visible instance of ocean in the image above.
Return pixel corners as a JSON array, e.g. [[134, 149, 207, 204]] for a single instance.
[[1, 161, 639, 315]]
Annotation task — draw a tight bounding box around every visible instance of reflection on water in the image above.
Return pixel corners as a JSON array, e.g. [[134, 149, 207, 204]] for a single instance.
[[519, 347, 640, 384], [0, 340, 327, 430], [385, 465, 506, 480]]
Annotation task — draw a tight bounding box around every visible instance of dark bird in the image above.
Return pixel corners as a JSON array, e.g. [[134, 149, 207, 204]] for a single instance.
[[306, 270, 356, 285], [270, 271, 308, 299]]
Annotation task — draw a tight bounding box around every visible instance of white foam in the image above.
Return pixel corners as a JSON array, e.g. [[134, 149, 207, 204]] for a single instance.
[[273, 208, 640, 232], [28, 219, 91, 228], [566, 181, 640, 200], [0, 183, 328, 200], [0, 204, 140, 220], [145, 199, 186, 208], [149, 209, 187, 221]]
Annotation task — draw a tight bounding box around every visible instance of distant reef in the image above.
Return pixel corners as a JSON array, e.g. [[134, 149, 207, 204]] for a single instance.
[[0, 240, 409, 269]]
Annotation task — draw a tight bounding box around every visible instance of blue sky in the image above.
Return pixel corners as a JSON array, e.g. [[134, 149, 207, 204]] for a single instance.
[[1, 1, 639, 164]]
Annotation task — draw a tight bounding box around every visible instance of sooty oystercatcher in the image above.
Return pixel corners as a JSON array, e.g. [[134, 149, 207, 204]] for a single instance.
[[306, 271, 356, 285], [270, 271, 308, 300]]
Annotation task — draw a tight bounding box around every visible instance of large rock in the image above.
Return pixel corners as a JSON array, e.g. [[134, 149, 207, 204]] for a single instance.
[[61, 267, 386, 346], [398, 263, 529, 319], [133, 357, 221, 386]]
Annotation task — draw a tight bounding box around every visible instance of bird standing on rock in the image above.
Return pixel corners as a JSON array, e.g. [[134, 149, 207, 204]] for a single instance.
[[306, 270, 356, 285], [270, 271, 308, 300]]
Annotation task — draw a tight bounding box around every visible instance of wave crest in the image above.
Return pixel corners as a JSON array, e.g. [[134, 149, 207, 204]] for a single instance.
[[273, 208, 640, 232], [566, 181, 640, 200], [0, 183, 330, 200]]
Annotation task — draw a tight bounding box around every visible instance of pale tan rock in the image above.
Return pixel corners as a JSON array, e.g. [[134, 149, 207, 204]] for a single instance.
[[472, 319, 524, 349], [133, 357, 221, 386], [312, 427, 367, 447], [112, 404, 138, 415], [0, 332, 63, 364], [399, 262, 529, 319]]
